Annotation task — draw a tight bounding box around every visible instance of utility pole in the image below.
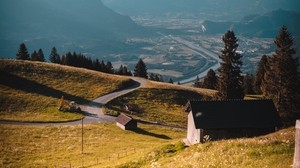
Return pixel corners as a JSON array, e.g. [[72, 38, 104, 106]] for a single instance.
[[81, 118, 83, 154]]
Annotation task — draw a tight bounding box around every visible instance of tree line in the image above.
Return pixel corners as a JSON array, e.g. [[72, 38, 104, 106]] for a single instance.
[[15, 43, 175, 84], [15, 45, 133, 76], [193, 25, 299, 125]]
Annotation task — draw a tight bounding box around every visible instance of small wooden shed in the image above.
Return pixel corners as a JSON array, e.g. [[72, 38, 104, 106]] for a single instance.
[[116, 113, 137, 130], [185, 99, 282, 144]]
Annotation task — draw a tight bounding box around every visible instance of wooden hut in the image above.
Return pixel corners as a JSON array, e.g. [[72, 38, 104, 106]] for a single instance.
[[116, 113, 137, 130], [185, 99, 282, 144]]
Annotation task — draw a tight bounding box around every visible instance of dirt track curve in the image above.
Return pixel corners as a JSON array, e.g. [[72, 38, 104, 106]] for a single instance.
[[0, 77, 147, 126]]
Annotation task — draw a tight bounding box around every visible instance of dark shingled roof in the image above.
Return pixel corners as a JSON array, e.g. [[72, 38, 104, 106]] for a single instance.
[[187, 99, 282, 129], [116, 113, 134, 126]]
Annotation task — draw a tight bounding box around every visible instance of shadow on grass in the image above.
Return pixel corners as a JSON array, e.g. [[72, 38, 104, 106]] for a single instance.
[[131, 127, 171, 140], [0, 71, 100, 106]]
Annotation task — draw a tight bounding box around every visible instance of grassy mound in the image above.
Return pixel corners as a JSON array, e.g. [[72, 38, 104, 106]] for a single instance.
[[107, 81, 216, 128], [0, 59, 133, 122]]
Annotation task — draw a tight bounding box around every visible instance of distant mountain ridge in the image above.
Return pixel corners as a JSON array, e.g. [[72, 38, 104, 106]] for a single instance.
[[0, 0, 148, 58], [103, 0, 300, 21], [202, 9, 300, 38]]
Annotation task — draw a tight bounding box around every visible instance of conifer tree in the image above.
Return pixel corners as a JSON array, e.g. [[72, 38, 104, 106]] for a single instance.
[[37, 48, 45, 62], [105, 61, 114, 74], [217, 30, 244, 100], [134, 59, 148, 79], [16, 43, 30, 60], [168, 78, 174, 84], [262, 26, 299, 123], [149, 73, 155, 81], [30, 50, 39, 61], [202, 69, 217, 90], [49, 47, 60, 63], [254, 55, 267, 94]]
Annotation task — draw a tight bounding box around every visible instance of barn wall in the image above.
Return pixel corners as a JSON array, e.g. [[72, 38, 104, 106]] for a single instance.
[[126, 121, 137, 130], [116, 122, 126, 130], [187, 112, 201, 145], [203, 128, 276, 140]]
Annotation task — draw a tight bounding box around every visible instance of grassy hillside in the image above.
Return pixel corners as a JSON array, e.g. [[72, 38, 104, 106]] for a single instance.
[[0, 123, 185, 167], [0, 124, 294, 167], [107, 81, 216, 128], [119, 127, 295, 168], [0, 59, 133, 122]]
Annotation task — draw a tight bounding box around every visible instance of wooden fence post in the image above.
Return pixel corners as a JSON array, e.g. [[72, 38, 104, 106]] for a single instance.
[[294, 120, 300, 168]]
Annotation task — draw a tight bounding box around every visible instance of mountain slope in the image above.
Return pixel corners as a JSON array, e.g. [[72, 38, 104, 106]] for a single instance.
[[0, 0, 148, 58], [103, 0, 300, 20], [202, 9, 300, 37]]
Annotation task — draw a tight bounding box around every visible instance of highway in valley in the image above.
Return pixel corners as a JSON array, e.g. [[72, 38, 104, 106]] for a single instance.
[[167, 35, 220, 84], [157, 32, 220, 84]]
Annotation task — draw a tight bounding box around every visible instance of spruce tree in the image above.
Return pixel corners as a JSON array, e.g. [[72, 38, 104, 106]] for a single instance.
[[202, 69, 217, 90], [254, 55, 267, 94], [37, 48, 45, 62], [30, 50, 39, 61], [105, 61, 114, 74], [49, 47, 60, 63], [168, 78, 174, 84], [217, 30, 244, 100], [262, 26, 299, 123], [16, 43, 30, 60], [149, 73, 155, 81], [134, 59, 148, 79]]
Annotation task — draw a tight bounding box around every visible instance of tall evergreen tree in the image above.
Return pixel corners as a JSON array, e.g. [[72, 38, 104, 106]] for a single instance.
[[217, 30, 244, 100], [105, 61, 114, 74], [254, 55, 268, 94], [168, 78, 174, 84], [262, 26, 299, 123], [37, 48, 45, 62], [134, 59, 148, 78], [16, 43, 30, 60], [202, 69, 217, 90], [49, 47, 60, 63], [30, 50, 39, 61]]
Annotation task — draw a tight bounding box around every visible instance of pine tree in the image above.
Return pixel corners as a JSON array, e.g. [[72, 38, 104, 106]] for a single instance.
[[49, 47, 60, 63], [254, 55, 267, 94], [16, 43, 30, 60], [37, 48, 45, 62], [149, 73, 156, 81], [202, 69, 217, 90], [217, 30, 244, 100], [168, 78, 174, 84], [134, 59, 148, 79], [262, 26, 299, 123], [154, 74, 160, 81], [105, 61, 114, 74], [30, 50, 39, 61]]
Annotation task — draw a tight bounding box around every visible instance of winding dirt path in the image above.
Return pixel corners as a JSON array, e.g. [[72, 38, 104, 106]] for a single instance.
[[0, 77, 147, 126]]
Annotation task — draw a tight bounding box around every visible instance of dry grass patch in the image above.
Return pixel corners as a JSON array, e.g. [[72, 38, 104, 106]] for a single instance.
[[154, 127, 295, 168], [0, 123, 185, 167]]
